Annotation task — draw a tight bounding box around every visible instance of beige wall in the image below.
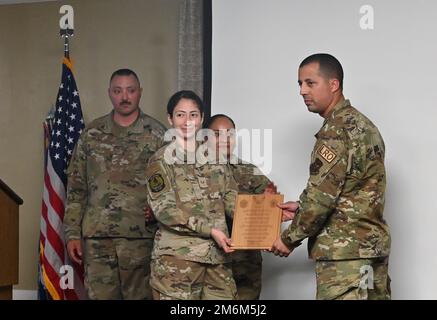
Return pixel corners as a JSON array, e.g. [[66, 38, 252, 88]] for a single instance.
[[0, 0, 179, 290]]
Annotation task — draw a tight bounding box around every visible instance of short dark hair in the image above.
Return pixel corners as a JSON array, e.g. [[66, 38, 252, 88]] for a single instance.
[[110, 68, 140, 86], [167, 90, 204, 117], [204, 114, 236, 129], [299, 53, 344, 89]]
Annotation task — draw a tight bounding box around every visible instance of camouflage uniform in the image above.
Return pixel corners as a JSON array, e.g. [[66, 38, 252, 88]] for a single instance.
[[146, 144, 238, 300], [281, 99, 391, 300], [228, 161, 270, 300], [315, 257, 390, 300], [64, 110, 166, 300]]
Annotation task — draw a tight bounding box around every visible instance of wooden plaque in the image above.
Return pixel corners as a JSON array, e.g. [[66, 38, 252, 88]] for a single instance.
[[231, 193, 283, 249]]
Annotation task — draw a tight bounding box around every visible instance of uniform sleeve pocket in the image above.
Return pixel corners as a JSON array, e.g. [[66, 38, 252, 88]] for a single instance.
[[309, 142, 343, 187]]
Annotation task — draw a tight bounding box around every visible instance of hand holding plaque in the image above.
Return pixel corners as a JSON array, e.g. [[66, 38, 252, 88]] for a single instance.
[[231, 193, 284, 249]]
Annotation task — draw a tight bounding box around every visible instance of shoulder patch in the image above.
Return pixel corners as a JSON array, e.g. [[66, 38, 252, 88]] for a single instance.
[[146, 161, 171, 199], [149, 173, 166, 192], [317, 144, 337, 163]]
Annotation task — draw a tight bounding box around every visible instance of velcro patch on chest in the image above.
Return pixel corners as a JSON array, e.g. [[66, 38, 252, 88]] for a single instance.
[[317, 144, 337, 163], [198, 177, 208, 188]]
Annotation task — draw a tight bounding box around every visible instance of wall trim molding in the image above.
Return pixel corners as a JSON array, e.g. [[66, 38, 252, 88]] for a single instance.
[[13, 290, 38, 300]]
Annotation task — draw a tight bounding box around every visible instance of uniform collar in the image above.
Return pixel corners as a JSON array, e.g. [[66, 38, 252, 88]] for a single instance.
[[101, 110, 145, 136], [173, 140, 206, 167], [327, 97, 351, 121], [316, 98, 351, 137]]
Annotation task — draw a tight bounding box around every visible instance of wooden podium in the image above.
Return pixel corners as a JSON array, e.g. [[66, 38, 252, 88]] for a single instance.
[[0, 179, 22, 300]]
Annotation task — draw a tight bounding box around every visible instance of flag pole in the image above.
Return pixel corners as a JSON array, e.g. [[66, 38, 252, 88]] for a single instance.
[[60, 28, 74, 59], [44, 24, 74, 124]]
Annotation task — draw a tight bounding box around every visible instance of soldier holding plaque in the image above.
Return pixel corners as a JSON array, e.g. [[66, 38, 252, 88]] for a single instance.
[[271, 54, 391, 300]]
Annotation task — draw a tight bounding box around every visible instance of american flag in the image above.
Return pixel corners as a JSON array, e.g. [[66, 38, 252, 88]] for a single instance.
[[39, 57, 86, 300]]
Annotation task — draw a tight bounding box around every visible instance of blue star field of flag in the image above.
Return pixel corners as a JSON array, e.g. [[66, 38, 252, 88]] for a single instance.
[[49, 61, 84, 185]]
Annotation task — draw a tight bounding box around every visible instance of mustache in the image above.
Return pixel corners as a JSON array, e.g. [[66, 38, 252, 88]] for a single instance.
[[119, 100, 131, 106]]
